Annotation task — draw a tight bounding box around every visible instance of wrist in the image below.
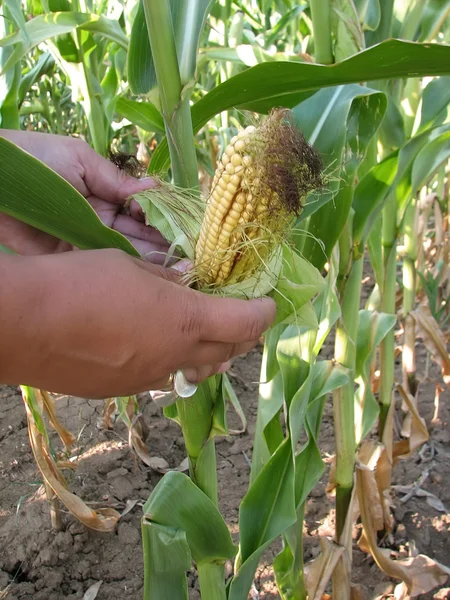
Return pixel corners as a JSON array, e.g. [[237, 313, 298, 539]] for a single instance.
[[0, 253, 50, 386]]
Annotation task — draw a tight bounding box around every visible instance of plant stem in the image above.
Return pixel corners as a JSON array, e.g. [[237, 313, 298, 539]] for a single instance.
[[402, 197, 418, 395], [142, 0, 199, 189], [333, 255, 363, 538], [197, 562, 227, 600], [310, 0, 334, 65], [379, 192, 397, 436]]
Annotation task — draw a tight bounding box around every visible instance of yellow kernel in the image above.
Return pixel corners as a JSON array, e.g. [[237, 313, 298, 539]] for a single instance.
[[234, 139, 246, 152], [219, 178, 228, 190], [228, 208, 241, 221], [221, 172, 230, 184], [230, 135, 238, 145], [224, 190, 235, 202], [243, 154, 253, 167], [237, 130, 247, 139], [226, 163, 235, 175], [222, 222, 235, 233], [231, 154, 242, 167], [245, 125, 256, 134], [230, 174, 241, 186], [234, 165, 244, 174], [227, 182, 238, 195], [235, 192, 246, 205], [225, 145, 235, 157], [222, 153, 230, 165]]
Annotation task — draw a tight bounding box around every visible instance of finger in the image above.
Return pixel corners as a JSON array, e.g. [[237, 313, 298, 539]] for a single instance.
[[78, 142, 159, 204], [112, 215, 170, 250], [132, 258, 186, 285], [182, 363, 225, 384], [195, 295, 276, 343], [181, 340, 258, 367], [125, 239, 171, 264], [129, 199, 145, 222]]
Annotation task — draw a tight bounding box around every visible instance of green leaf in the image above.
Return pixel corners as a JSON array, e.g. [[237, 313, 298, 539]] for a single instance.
[[149, 40, 450, 174], [229, 441, 296, 600], [142, 523, 190, 600], [411, 129, 450, 195], [378, 93, 406, 152], [418, 0, 450, 42], [354, 0, 381, 31], [272, 244, 325, 325], [143, 471, 237, 565], [297, 85, 386, 269], [355, 310, 396, 442], [0, 5, 20, 129], [0, 12, 128, 74], [115, 97, 165, 134], [352, 151, 399, 246], [18, 51, 55, 105], [0, 138, 139, 256], [128, 0, 214, 94], [395, 123, 450, 217], [0, 243, 16, 254], [419, 76, 450, 133], [128, 0, 155, 95], [171, 0, 215, 85]]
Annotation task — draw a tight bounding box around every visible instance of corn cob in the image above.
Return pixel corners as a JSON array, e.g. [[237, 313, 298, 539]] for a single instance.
[[194, 110, 323, 289]]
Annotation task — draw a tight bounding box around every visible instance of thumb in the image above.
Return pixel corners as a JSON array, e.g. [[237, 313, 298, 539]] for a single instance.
[[78, 143, 158, 204]]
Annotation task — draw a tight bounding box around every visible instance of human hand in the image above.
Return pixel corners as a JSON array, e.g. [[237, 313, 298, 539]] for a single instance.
[[0, 249, 276, 398], [0, 130, 169, 261]]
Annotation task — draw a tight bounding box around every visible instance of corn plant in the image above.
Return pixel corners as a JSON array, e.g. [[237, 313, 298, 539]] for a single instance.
[[1, 1, 450, 599]]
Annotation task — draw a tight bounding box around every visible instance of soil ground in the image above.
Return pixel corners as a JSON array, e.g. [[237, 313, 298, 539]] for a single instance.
[[0, 329, 449, 600]]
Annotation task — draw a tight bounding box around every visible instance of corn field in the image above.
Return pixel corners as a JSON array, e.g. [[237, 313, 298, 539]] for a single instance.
[[0, 0, 450, 599]]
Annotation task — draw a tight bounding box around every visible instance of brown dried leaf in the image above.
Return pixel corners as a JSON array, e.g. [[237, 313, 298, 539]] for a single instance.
[[394, 385, 429, 462], [41, 390, 75, 450], [411, 306, 450, 387], [305, 537, 345, 600], [99, 398, 116, 430], [23, 388, 119, 532], [356, 452, 450, 597]]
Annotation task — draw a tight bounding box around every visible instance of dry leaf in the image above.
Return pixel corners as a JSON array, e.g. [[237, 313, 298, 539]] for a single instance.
[[305, 537, 345, 600], [99, 398, 116, 430], [83, 581, 103, 600], [120, 499, 140, 517], [22, 388, 119, 532], [356, 451, 450, 597], [41, 390, 76, 449], [394, 385, 429, 462], [411, 306, 450, 387]]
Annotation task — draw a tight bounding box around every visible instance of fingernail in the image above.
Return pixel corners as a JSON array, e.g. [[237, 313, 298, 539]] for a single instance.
[[182, 368, 198, 384], [218, 361, 231, 373], [136, 177, 159, 189], [171, 259, 193, 273]]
